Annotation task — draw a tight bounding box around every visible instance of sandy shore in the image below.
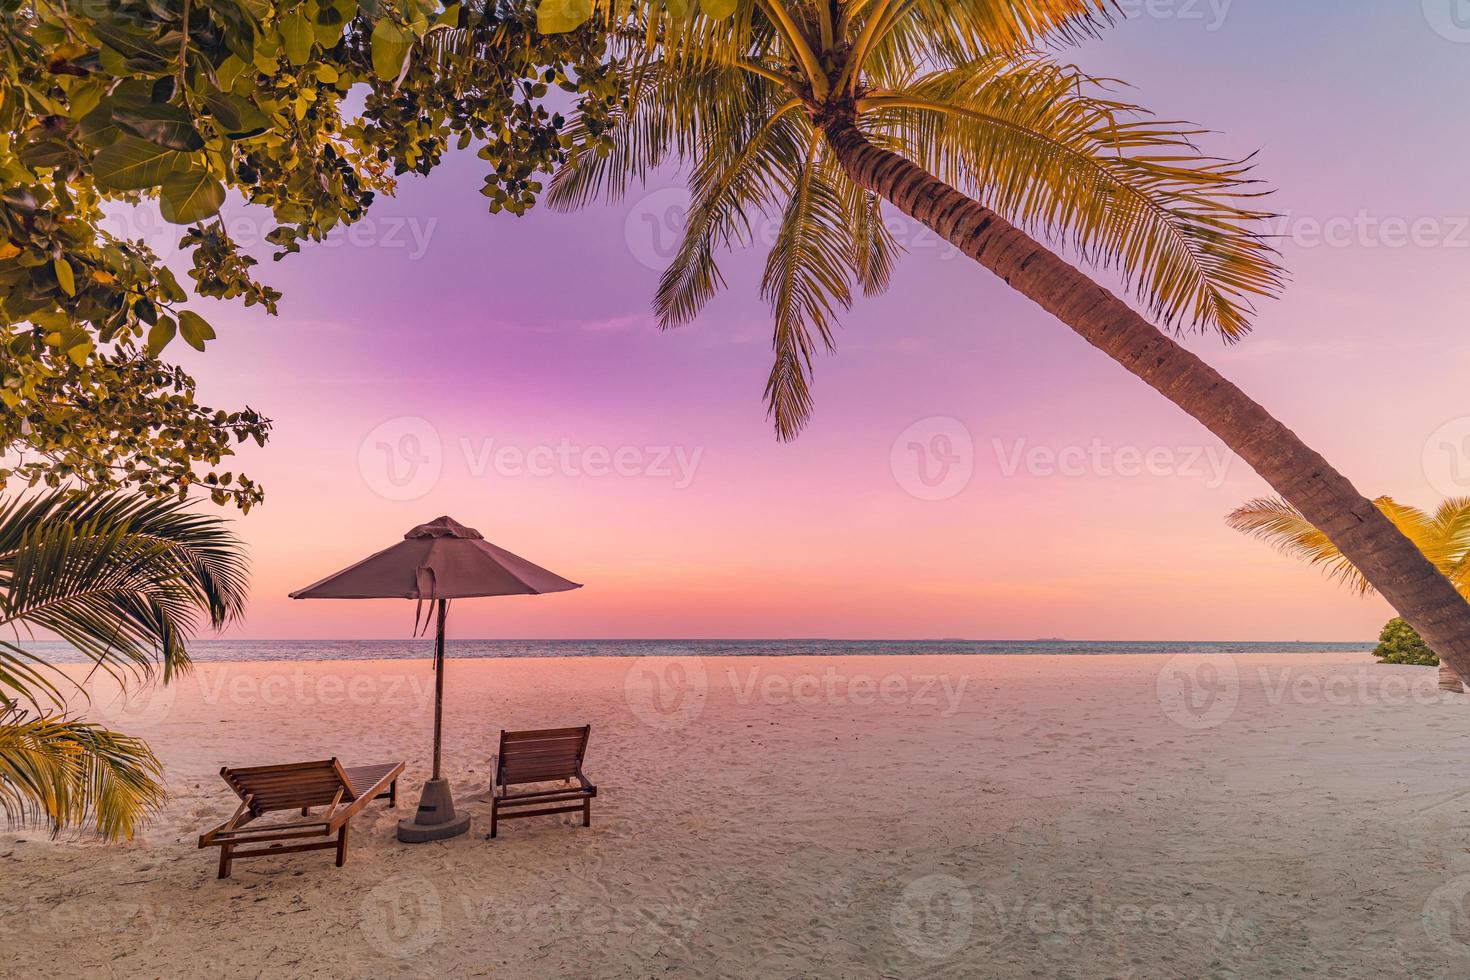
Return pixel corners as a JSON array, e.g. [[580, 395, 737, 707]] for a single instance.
[[5, 651, 1470, 978]]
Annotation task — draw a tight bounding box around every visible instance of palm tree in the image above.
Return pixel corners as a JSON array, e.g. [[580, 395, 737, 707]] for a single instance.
[[537, 0, 1470, 684], [1230, 496, 1470, 692], [0, 491, 248, 838]]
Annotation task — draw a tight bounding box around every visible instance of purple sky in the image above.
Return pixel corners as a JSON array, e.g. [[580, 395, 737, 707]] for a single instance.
[[170, 2, 1470, 640]]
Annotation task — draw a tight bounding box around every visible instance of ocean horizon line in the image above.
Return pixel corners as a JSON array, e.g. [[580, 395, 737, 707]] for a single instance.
[[31, 637, 1376, 665]]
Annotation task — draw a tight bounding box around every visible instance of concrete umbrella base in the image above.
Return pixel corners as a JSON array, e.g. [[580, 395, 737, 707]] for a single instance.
[[397, 778, 471, 843]]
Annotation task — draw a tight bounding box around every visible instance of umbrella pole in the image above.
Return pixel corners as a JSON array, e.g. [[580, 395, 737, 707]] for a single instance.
[[398, 596, 471, 842], [432, 597, 445, 780]]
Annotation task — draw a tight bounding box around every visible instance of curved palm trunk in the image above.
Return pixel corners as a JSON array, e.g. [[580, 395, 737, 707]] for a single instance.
[[1442, 661, 1462, 692], [823, 118, 1470, 692]]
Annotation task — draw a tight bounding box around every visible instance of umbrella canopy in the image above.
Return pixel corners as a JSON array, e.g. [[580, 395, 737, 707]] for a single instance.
[[289, 516, 580, 842], [289, 516, 581, 600]]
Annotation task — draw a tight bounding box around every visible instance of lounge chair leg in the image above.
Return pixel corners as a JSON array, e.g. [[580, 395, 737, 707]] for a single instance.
[[583, 799, 591, 828], [388, 779, 397, 809], [301, 806, 311, 816], [217, 844, 233, 880], [336, 824, 349, 868], [489, 803, 498, 839]]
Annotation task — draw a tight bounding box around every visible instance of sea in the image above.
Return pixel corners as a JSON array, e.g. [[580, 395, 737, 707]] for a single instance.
[[28, 639, 1375, 664]]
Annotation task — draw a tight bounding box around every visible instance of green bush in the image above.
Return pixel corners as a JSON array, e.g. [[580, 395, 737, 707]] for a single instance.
[[1374, 617, 1439, 666]]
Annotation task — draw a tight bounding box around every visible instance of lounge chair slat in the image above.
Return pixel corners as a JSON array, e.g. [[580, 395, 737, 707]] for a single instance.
[[494, 803, 587, 821], [502, 727, 589, 740]]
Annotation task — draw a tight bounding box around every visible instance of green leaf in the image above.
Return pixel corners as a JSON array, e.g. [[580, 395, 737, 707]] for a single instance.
[[112, 103, 206, 152], [160, 169, 226, 224], [77, 104, 122, 147], [178, 310, 216, 351], [537, 0, 592, 33], [282, 11, 313, 66], [92, 136, 188, 191], [370, 18, 412, 81], [53, 258, 75, 296], [18, 135, 72, 170], [92, 24, 174, 65], [202, 92, 274, 140], [146, 316, 177, 356]]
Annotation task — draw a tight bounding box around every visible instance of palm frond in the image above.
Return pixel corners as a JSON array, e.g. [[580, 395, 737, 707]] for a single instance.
[[760, 136, 859, 439], [860, 55, 1283, 338], [1227, 496, 1447, 598], [839, 163, 901, 296], [0, 708, 165, 841], [655, 89, 808, 326], [0, 491, 249, 712]]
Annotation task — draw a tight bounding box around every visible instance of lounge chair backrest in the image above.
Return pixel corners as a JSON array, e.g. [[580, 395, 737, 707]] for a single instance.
[[222, 759, 355, 814], [498, 726, 590, 786]]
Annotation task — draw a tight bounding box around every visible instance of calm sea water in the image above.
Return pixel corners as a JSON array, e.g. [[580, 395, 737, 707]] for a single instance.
[[29, 639, 1374, 664]]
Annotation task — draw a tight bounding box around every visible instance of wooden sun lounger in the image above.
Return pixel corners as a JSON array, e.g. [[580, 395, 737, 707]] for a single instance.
[[489, 726, 596, 839], [198, 758, 404, 879]]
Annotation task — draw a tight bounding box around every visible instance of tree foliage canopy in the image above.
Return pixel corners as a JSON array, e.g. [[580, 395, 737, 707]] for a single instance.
[[0, 0, 616, 508], [1374, 617, 1438, 667]]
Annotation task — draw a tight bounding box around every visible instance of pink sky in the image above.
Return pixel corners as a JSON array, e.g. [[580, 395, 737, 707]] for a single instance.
[[166, 3, 1470, 641]]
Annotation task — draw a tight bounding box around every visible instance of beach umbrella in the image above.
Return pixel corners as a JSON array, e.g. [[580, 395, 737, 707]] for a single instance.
[[290, 516, 581, 842]]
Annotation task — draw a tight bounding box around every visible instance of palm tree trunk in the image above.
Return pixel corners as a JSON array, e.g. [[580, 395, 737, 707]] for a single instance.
[[823, 117, 1470, 692], [1442, 661, 1462, 692]]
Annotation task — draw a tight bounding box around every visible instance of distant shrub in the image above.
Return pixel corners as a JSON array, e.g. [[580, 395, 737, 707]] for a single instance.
[[1374, 617, 1439, 666]]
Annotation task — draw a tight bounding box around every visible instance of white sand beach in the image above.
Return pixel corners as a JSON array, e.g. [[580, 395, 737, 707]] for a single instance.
[[6, 651, 1470, 978]]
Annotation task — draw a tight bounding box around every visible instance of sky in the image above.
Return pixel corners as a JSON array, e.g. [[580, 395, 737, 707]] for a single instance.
[[149, 1, 1470, 641]]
